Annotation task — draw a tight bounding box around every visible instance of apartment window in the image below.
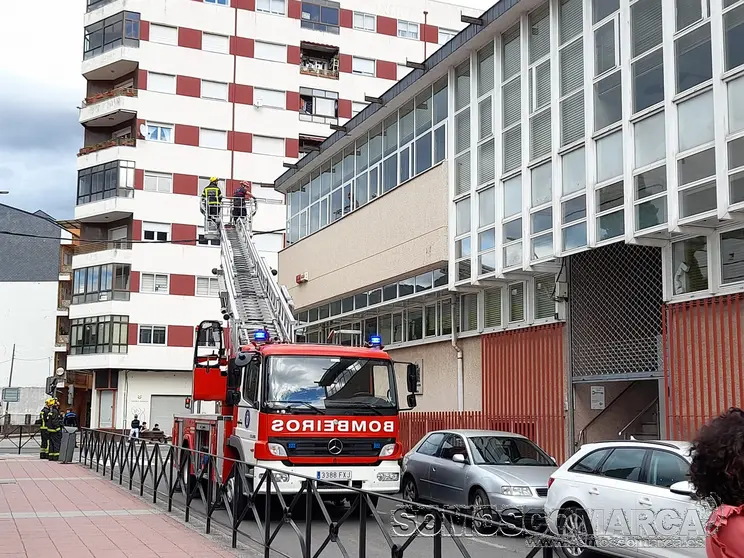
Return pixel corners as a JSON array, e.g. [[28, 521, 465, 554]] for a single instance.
[[199, 128, 228, 150], [353, 11, 375, 32], [674, 0, 712, 94], [352, 101, 367, 117], [255, 41, 286, 62], [70, 315, 128, 355], [205, 0, 229, 5], [439, 28, 457, 45], [677, 91, 716, 220], [721, 228, 744, 284], [146, 123, 173, 143], [257, 0, 285, 14], [140, 273, 168, 294], [77, 160, 135, 205], [477, 186, 496, 275], [139, 325, 167, 345], [201, 80, 228, 101], [300, 87, 338, 124], [502, 174, 523, 268], [301, 1, 340, 34], [143, 222, 170, 242], [596, 131, 625, 241], [559, 0, 584, 147], [202, 32, 229, 53], [149, 23, 178, 46], [83, 11, 140, 59], [630, 0, 663, 113], [509, 282, 525, 322], [148, 72, 176, 94], [352, 57, 375, 77], [724, 3, 744, 72], [635, 111, 666, 169], [198, 177, 226, 196], [592, 0, 621, 131], [253, 135, 285, 156], [72, 264, 131, 304], [397, 20, 419, 40], [197, 226, 220, 246], [502, 25, 522, 173], [561, 147, 587, 251], [455, 197, 471, 281], [196, 277, 220, 296], [671, 237, 708, 294], [143, 171, 172, 193], [530, 161, 553, 261], [254, 88, 285, 108], [729, 106, 744, 204]]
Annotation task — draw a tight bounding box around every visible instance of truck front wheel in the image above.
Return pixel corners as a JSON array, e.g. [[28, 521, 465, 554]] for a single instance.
[[225, 471, 249, 522]]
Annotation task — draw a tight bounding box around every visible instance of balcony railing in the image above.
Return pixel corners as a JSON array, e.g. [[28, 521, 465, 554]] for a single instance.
[[78, 137, 135, 157], [77, 186, 134, 207], [56, 334, 70, 346], [87, 0, 117, 12], [299, 64, 339, 79], [83, 87, 137, 107], [74, 240, 132, 256], [58, 299, 71, 311], [60, 263, 72, 274]]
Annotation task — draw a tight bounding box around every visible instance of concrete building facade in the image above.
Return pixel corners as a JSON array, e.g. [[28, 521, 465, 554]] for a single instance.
[[72, 0, 487, 431], [275, 0, 744, 460]]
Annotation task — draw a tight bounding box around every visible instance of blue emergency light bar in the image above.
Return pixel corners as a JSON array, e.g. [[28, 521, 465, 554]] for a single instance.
[[254, 329, 268, 342], [369, 335, 382, 346]]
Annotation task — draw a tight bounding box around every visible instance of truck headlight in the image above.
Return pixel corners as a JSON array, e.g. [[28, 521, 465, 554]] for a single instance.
[[501, 486, 532, 496], [268, 443, 287, 457], [377, 472, 399, 482], [379, 443, 396, 457], [273, 472, 290, 483]]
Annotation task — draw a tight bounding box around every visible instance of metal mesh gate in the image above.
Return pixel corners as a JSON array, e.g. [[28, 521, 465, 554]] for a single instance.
[[568, 243, 663, 379]]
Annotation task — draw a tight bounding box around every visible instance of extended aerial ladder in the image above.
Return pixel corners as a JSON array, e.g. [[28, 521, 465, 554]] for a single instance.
[[202, 196, 297, 353]]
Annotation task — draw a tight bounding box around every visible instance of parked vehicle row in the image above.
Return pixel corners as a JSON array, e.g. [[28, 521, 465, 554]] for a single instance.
[[401, 431, 706, 558]]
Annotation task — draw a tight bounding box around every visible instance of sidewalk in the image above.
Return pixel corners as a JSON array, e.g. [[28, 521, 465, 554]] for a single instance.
[[0, 455, 244, 558]]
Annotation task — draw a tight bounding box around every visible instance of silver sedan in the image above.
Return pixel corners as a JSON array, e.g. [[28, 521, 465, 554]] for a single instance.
[[401, 429, 558, 532]]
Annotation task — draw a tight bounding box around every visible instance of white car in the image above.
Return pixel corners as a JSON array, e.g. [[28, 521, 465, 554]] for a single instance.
[[545, 440, 710, 558]]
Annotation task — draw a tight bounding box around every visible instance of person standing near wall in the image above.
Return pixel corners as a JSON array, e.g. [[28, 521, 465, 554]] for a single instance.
[[37, 399, 51, 459], [46, 400, 63, 462], [130, 415, 141, 439]]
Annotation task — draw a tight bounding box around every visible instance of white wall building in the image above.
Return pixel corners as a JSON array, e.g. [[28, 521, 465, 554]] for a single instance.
[[72, 0, 488, 431]]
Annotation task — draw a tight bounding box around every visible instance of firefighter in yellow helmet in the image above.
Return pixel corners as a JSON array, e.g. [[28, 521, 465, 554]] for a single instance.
[[37, 398, 53, 459], [201, 177, 223, 223], [46, 399, 63, 462]]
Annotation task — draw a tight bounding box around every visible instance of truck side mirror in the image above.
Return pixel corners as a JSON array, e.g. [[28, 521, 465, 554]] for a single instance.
[[406, 364, 418, 393], [226, 359, 241, 390], [226, 390, 241, 406], [407, 394, 417, 408]]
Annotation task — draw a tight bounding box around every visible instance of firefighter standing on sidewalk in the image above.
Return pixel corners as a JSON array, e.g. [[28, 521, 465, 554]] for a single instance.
[[37, 399, 52, 459], [46, 399, 63, 462]]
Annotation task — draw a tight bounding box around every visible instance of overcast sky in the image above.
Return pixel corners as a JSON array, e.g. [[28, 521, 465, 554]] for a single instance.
[[0, 1, 85, 220]]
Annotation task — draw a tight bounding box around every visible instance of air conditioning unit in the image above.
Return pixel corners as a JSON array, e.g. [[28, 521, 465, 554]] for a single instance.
[[254, 98, 263, 108]]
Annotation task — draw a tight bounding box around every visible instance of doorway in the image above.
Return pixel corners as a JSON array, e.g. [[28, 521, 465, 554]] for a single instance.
[[98, 390, 115, 428]]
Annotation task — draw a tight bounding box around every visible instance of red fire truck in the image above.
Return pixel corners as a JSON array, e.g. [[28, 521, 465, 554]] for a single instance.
[[173, 321, 419, 511]]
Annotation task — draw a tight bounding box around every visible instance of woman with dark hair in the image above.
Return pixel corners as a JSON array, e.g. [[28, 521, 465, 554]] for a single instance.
[[690, 408, 744, 557]]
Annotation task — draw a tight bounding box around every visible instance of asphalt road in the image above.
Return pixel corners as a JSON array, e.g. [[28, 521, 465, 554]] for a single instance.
[[74, 449, 547, 558]]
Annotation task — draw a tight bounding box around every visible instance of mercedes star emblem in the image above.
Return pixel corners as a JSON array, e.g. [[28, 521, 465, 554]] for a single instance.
[[328, 438, 343, 455]]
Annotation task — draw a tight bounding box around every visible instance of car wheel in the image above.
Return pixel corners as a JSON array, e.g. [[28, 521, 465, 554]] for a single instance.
[[470, 488, 497, 535], [402, 476, 419, 503], [558, 506, 594, 558]]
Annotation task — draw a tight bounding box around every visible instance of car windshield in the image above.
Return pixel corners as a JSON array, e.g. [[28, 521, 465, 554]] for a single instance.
[[265, 356, 397, 410], [468, 436, 554, 466]]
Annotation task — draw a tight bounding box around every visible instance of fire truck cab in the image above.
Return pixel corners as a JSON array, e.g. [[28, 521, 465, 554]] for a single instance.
[[173, 321, 419, 511]]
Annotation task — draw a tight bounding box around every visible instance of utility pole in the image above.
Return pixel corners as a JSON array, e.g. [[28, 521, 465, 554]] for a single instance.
[[5, 344, 15, 417]]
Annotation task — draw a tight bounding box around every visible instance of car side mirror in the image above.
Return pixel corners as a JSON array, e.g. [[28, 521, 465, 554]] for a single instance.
[[406, 394, 417, 408], [550, 456, 557, 464], [453, 453, 466, 464], [406, 363, 418, 393], [669, 481, 697, 498]]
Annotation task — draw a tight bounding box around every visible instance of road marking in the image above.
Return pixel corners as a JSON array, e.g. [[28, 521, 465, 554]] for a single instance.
[[467, 536, 508, 550]]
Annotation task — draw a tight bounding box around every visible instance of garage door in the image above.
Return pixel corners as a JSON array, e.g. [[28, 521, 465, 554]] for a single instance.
[[150, 395, 189, 433]]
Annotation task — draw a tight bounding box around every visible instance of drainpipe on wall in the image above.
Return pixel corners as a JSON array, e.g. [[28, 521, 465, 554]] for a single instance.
[[451, 302, 464, 411]]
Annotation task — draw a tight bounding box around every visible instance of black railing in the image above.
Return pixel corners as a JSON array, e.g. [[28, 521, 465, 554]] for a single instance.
[[0, 418, 41, 454], [78, 428, 564, 558]]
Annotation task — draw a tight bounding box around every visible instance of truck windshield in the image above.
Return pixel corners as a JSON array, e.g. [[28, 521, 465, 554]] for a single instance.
[[265, 356, 397, 411]]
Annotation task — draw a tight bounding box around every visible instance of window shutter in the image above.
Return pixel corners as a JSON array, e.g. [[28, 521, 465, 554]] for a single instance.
[[142, 274, 154, 292], [560, 39, 584, 96], [676, 0, 702, 31], [484, 288, 502, 328], [197, 278, 209, 296], [509, 282, 525, 321], [534, 274, 556, 319], [530, 110, 552, 159], [455, 109, 471, 154], [531, 61, 551, 111], [455, 153, 471, 195], [479, 97, 493, 140], [503, 127, 522, 173], [440, 300, 452, 335], [478, 139, 496, 185], [455, 62, 470, 112], [502, 26, 521, 80], [461, 294, 478, 331], [529, 5, 551, 63], [561, 91, 585, 146], [560, 0, 583, 44], [631, 0, 663, 57], [155, 275, 168, 292], [477, 43, 495, 97], [502, 79, 521, 128]]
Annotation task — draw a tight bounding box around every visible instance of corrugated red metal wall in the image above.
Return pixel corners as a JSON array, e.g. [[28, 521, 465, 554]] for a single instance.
[[399, 323, 566, 463], [664, 294, 744, 440]]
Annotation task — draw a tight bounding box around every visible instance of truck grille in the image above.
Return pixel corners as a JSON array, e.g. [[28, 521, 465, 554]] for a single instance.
[[270, 437, 395, 457], [535, 488, 548, 497]]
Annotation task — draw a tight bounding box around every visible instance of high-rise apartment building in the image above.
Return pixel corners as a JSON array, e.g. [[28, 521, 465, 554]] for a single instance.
[[71, 0, 486, 430]]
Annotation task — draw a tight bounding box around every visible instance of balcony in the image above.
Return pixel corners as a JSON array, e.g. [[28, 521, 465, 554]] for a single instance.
[[72, 242, 133, 271], [300, 42, 339, 80], [75, 188, 135, 223], [77, 136, 135, 158], [80, 87, 138, 128], [82, 11, 140, 81], [77, 137, 136, 170], [87, 0, 118, 12]]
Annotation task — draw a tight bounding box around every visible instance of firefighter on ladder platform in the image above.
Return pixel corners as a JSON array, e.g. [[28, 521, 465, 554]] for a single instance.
[[200, 177, 223, 224]]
